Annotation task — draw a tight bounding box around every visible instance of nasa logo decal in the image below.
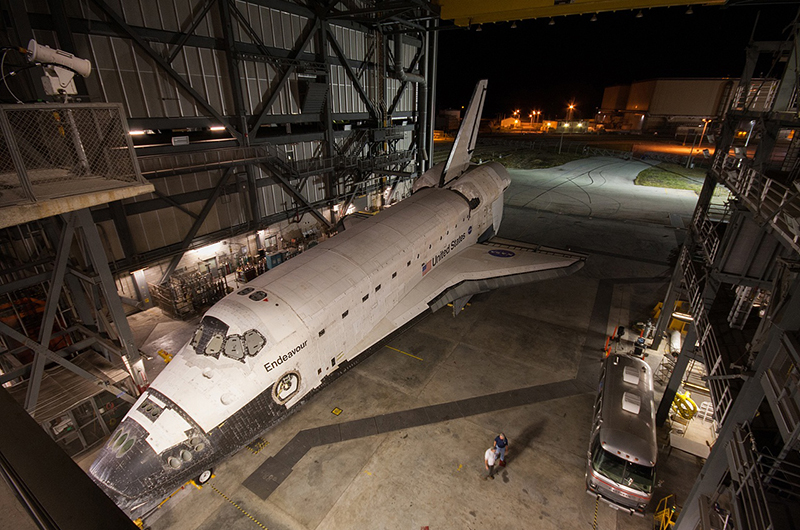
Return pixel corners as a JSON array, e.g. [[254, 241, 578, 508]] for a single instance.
[[489, 249, 515, 258]]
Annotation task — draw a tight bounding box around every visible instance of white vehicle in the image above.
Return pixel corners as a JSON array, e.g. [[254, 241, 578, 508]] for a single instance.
[[586, 354, 657, 515], [90, 80, 586, 517]]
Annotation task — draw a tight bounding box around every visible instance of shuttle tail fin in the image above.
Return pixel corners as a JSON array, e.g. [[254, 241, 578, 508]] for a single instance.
[[440, 79, 488, 187]]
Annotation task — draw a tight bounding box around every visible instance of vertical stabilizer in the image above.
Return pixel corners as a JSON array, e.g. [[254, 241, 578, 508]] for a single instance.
[[440, 79, 488, 187]]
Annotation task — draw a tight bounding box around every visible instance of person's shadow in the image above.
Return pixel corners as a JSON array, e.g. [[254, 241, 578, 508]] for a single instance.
[[503, 418, 547, 466]]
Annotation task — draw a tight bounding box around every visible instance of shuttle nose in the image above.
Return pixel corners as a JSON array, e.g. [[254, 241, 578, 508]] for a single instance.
[[89, 418, 213, 517]]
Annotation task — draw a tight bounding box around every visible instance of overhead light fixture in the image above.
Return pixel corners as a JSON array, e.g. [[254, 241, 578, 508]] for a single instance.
[[548, 18, 555, 26], [475, 24, 482, 31], [685, 6, 693, 14], [128, 130, 145, 136], [591, 14, 598, 22], [636, 10, 643, 18], [209, 125, 226, 131], [511, 21, 517, 28]]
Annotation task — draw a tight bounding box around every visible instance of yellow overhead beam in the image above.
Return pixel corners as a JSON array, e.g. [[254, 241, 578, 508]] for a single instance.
[[436, 0, 726, 26]]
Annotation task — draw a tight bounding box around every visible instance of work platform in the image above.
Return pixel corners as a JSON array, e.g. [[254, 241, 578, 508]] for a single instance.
[[0, 103, 154, 228]]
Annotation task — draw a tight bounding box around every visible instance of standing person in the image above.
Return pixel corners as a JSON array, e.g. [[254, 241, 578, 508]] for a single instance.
[[494, 433, 509, 466], [484, 447, 498, 480]]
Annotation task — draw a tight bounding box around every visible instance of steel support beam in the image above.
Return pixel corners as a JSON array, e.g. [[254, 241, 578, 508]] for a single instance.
[[656, 325, 697, 426], [108, 200, 137, 260], [151, 190, 199, 219], [425, 18, 438, 172], [259, 163, 333, 229], [326, 25, 380, 120], [0, 321, 135, 407], [73, 209, 146, 388], [41, 218, 97, 328], [89, 0, 241, 142], [22, 215, 76, 412], [159, 168, 235, 283], [248, 18, 321, 137], [219, 0, 261, 227], [318, 18, 338, 224], [166, 0, 219, 64], [675, 266, 800, 529], [652, 260, 683, 351]]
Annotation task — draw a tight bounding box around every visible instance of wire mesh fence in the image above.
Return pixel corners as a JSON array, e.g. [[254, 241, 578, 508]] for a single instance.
[[0, 103, 144, 207]]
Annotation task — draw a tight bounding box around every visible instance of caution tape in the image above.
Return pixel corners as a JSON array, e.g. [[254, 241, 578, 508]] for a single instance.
[[592, 496, 598, 530], [209, 483, 268, 529]]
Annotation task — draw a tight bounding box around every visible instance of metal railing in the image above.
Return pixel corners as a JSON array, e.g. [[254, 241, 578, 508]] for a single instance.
[[680, 246, 734, 425], [0, 103, 144, 207], [726, 423, 775, 530], [138, 143, 416, 185], [713, 154, 800, 254]]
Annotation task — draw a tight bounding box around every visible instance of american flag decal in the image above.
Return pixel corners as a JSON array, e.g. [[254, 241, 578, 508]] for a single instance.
[[422, 259, 432, 276]]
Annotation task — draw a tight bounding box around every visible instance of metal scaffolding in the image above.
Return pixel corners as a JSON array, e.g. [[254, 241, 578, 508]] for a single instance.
[[655, 23, 800, 530]]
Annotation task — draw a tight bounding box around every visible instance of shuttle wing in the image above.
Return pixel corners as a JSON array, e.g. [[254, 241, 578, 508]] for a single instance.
[[343, 238, 586, 358]]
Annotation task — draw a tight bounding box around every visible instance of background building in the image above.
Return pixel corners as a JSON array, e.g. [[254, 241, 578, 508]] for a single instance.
[[596, 77, 779, 135]]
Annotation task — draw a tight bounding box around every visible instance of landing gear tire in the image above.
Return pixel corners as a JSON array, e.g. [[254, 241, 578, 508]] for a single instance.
[[197, 469, 213, 485]]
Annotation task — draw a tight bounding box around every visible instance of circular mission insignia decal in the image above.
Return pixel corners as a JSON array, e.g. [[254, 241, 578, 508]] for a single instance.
[[489, 249, 515, 258]]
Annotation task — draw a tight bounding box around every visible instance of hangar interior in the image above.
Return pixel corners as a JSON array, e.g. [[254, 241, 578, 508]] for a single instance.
[[0, 1, 799, 530]]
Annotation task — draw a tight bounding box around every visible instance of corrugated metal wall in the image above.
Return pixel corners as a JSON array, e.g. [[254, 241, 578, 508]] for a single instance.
[[28, 0, 419, 123], [21, 0, 422, 260]]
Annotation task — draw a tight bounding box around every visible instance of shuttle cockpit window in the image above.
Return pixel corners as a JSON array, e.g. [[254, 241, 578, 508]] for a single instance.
[[237, 287, 254, 295], [224, 335, 245, 360], [221, 330, 267, 362], [243, 330, 266, 356], [191, 317, 267, 362], [249, 290, 267, 301], [191, 316, 229, 359]]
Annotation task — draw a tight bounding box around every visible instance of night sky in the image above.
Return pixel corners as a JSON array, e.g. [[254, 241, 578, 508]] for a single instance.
[[435, 3, 799, 121]]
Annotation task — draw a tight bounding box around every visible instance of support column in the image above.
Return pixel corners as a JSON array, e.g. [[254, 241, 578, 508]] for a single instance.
[[652, 262, 683, 350], [318, 17, 337, 225], [426, 20, 438, 173], [23, 216, 76, 411], [675, 266, 800, 529], [74, 209, 146, 389], [656, 325, 697, 426]]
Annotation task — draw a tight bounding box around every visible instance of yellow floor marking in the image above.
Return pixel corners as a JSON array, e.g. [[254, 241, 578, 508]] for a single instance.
[[457, 464, 462, 472], [364, 470, 372, 476], [332, 407, 343, 416], [385, 345, 423, 361], [247, 439, 270, 454], [209, 483, 268, 529]]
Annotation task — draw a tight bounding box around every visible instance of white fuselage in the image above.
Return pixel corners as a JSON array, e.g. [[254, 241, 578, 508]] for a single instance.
[[151, 162, 507, 434], [90, 161, 510, 514]]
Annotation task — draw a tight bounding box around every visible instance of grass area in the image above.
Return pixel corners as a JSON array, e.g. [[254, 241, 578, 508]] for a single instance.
[[432, 141, 586, 169], [634, 162, 709, 194]]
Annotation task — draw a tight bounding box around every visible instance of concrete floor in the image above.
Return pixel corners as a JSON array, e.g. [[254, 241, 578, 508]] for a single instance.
[[68, 157, 706, 529]]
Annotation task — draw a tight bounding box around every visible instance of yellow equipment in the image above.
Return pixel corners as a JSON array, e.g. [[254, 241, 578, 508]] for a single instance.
[[672, 391, 698, 420], [654, 495, 679, 529], [157, 349, 173, 363]]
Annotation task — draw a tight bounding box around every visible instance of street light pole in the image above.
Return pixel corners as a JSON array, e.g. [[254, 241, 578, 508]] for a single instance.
[[686, 118, 711, 169], [559, 122, 568, 154]]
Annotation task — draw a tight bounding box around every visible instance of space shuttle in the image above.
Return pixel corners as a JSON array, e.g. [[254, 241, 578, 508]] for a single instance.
[[89, 80, 586, 518]]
